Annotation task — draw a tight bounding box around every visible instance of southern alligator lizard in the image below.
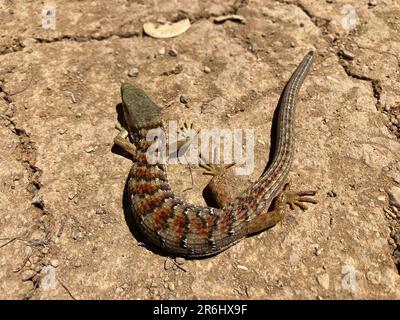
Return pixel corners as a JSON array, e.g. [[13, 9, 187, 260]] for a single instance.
[[114, 51, 317, 258]]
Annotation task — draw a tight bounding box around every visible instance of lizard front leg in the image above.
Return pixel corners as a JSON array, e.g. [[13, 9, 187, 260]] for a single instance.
[[114, 123, 136, 155]]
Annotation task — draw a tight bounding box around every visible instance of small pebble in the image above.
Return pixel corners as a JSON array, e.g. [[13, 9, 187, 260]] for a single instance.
[[237, 265, 249, 271], [32, 195, 44, 208], [168, 282, 175, 291], [158, 47, 166, 55], [204, 66, 211, 73], [327, 190, 337, 197], [21, 270, 36, 281], [387, 186, 400, 209], [180, 95, 189, 104], [115, 287, 124, 294], [368, 0, 377, 7], [340, 49, 355, 60], [50, 259, 59, 267], [168, 48, 178, 57], [128, 67, 139, 77], [85, 146, 95, 153], [95, 206, 107, 215]]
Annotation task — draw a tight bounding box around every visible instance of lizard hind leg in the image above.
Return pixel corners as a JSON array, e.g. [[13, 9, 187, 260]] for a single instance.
[[246, 191, 288, 236], [245, 183, 318, 236]]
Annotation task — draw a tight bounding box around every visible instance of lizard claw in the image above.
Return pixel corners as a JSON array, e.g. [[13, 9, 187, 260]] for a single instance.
[[284, 184, 317, 211]]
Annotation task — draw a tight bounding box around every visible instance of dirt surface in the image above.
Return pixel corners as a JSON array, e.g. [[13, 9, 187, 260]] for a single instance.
[[1, 0, 400, 300]]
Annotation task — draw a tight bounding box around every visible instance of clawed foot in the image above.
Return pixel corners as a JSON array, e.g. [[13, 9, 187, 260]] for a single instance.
[[176, 122, 198, 152], [114, 122, 136, 155], [283, 183, 317, 211], [286, 190, 317, 211], [199, 161, 236, 176]]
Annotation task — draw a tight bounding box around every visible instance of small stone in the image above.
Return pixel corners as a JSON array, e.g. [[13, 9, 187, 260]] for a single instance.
[[168, 282, 175, 291], [51, 259, 59, 267], [68, 192, 77, 200], [115, 287, 124, 294], [315, 248, 323, 256], [57, 128, 67, 135], [387, 186, 400, 209], [237, 265, 249, 271], [204, 66, 211, 73], [85, 146, 95, 153], [128, 67, 139, 77], [327, 190, 337, 197], [95, 206, 107, 215], [21, 270, 36, 281], [339, 49, 355, 60], [32, 195, 44, 208], [158, 47, 166, 55], [168, 48, 178, 57], [316, 273, 330, 290], [368, 0, 377, 7], [180, 95, 189, 104]]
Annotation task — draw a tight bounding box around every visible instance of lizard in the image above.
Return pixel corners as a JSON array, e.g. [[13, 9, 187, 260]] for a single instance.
[[114, 50, 317, 258]]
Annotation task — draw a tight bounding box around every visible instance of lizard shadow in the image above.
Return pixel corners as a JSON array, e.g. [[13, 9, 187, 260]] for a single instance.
[[121, 175, 172, 259], [201, 91, 282, 207]]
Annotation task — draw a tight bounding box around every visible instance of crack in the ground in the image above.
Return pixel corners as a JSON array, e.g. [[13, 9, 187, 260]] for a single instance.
[[275, 0, 329, 29], [33, 30, 140, 44], [338, 58, 382, 109], [1, 1, 250, 51], [0, 82, 45, 213]]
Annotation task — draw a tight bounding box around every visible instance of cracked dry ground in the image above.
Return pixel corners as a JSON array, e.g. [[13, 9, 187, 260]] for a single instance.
[[1, 0, 400, 300]]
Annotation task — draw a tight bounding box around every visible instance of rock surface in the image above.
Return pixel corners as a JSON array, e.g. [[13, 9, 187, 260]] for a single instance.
[[0, 0, 399, 299]]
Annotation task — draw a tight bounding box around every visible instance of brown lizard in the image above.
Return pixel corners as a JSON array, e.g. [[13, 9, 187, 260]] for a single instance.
[[114, 51, 317, 258]]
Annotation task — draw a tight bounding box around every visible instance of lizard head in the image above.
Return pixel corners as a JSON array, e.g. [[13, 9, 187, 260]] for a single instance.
[[120, 83, 162, 130]]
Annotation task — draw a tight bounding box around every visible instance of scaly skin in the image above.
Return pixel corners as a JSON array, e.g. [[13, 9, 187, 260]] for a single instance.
[[114, 51, 317, 258]]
